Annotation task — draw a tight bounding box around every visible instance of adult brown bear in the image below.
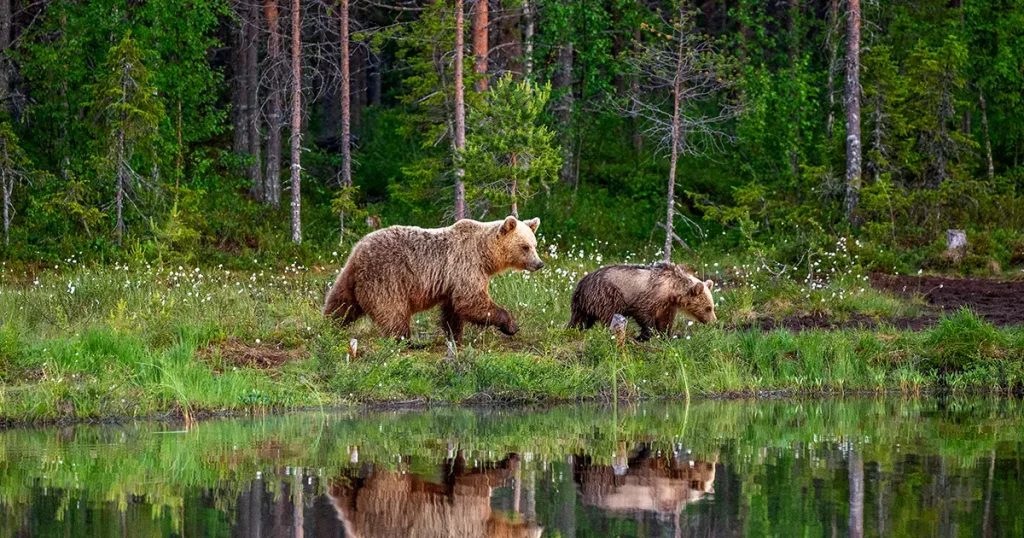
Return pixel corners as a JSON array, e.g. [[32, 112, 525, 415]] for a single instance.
[[323, 216, 543, 342]]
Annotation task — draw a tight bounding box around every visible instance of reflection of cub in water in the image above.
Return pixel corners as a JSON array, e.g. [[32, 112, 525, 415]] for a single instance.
[[329, 451, 543, 538], [574, 444, 717, 515]]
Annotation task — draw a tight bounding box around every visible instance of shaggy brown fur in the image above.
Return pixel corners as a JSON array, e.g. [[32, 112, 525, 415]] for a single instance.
[[567, 262, 716, 340], [328, 452, 543, 538], [573, 444, 717, 515], [323, 216, 543, 342]]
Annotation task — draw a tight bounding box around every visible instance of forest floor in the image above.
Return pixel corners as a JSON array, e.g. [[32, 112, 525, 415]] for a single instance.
[[2, 246, 1023, 425]]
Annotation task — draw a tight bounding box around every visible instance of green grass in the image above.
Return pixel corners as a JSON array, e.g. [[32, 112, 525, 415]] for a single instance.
[[1, 244, 1022, 423]]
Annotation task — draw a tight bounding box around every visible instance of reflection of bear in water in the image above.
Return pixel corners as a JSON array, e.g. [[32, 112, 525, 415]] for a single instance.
[[573, 443, 717, 515], [329, 451, 543, 538]]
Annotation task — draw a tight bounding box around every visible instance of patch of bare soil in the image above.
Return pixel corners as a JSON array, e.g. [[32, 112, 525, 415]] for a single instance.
[[869, 273, 1024, 327], [199, 338, 307, 370], [741, 273, 1024, 332]]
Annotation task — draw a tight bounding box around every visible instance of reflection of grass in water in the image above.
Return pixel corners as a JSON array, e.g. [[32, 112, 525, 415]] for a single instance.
[[1, 398, 1023, 528], [1, 259, 1024, 421]]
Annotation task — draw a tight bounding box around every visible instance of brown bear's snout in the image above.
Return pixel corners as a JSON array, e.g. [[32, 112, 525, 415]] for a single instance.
[[531, 260, 545, 271]]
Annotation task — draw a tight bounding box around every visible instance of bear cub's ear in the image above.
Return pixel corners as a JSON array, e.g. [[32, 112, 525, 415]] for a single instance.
[[524, 218, 540, 233], [689, 281, 706, 296], [500, 216, 518, 236], [704, 279, 715, 290]]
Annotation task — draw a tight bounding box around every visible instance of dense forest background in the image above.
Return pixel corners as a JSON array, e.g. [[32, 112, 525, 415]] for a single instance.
[[0, 0, 1021, 273]]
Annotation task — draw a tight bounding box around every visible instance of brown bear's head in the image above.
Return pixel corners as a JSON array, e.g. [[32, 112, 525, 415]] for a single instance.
[[667, 265, 717, 324], [496, 216, 544, 273]]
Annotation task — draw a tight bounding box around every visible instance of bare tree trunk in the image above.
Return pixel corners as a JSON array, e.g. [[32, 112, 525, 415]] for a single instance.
[[554, 42, 574, 184], [844, 0, 862, 223], [631, 0, 642, 155], [232, 3, 250, 156], [523, 0, 533, 76], [982, 450, 995, 538], [289, 0, 302, 243], [848, 449, 864, 538], [454, 0, 467, 221], [1, 164, 9, 246], [979, 88, 995, 184], [826, 0, 839, 141], [265, 0, 283, 208], [293, 470, 305, 538], [664, 12, 685, 264], [246, 0, 264, 202], [115, 125, 126, 246], [340, 0, 351, 241], [510, 154, 518, 217], [369, 49, 382, 106], [0, 0, 10, 109], [472, 0, 488, 92]]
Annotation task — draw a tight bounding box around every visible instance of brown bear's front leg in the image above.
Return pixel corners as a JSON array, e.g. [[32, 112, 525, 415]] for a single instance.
[[452, 293, 518, 336], [654, 311, 676, 337], [440, 302, 465, 343]]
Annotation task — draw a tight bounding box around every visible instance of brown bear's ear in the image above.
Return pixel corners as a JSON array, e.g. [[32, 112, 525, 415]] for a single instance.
[[704, 279, 715, 290], [524, 217, 540, 233], [689, 281, 705, 296], [499, 216, 518, 236]]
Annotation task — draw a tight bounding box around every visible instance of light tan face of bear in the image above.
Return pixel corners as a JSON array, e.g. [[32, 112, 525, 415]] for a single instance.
[[671, 266, 717, 323], [498, 216, 544, 272]]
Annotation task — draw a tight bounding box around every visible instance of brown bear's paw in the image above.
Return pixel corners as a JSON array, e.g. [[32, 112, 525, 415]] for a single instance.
[[498, 313, 519, 336]]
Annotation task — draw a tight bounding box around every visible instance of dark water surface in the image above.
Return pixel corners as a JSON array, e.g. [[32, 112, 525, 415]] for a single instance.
[[2, 398, 1023, 537]]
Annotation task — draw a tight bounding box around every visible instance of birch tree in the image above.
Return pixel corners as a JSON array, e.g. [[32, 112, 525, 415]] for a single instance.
[[289, 0, 302, 243], [844, 0, 862, 222], [454, 0, 467, 221], [338, 0, 352, 241], [0, 121, 28, 245]]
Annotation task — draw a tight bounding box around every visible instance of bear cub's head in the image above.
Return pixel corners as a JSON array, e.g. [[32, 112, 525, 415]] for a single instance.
[[666, 264, 717, 324], [497, 216, 544, 273]]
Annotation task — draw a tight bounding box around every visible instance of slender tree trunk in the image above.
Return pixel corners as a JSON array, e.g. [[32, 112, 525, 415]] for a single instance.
[[979, 88, 995, 184], [2, 166, 9, 245], [265, 0, 283, 208], [848, 449, 864, 538], [246, 0, 264, 202], [664, 16, 684, 264], [454, 0, 467, 221], [472, 0, 488, 91], [115, 125, 126, 246], [0, 0, 10, 108], [293, 470, 305, 538], [232, 4, 250, 155], [554, 42, 574, 184], [982, 450, 995, 538], [369, 49, 382, 106], [340, 0, 351, 241], [631, 0, 642, 154], [844, 0, 862, 223], [523, 0, 533, 76], [510, 153, 518, 217], [826, 0, 839, 141], [289, 0, 302, 243]]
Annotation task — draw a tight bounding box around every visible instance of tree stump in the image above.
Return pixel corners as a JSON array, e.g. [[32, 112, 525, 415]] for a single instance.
[[944, 229, 967, 263]]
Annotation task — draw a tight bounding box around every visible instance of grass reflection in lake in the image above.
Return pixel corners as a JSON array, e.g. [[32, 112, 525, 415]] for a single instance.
[[1, 397, 1023, 537]]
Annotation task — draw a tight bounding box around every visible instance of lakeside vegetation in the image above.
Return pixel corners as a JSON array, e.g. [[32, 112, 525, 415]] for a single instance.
[[2, 236, 1022, 423]]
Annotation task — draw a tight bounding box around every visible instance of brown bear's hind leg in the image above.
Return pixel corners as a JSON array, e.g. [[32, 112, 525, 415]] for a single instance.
[[440, 302, 465, 343], [324, 272, 364, 325]]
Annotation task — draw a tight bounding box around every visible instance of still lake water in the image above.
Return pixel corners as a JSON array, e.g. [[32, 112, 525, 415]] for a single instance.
[[1, 398, 1023, 537]]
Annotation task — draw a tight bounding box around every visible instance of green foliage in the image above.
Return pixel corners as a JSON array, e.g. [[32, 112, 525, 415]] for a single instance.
[[462, 75, 562, 214], [923, 308, 1009, 374]]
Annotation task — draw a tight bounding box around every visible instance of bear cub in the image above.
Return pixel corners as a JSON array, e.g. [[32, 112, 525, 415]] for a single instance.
[[568, 262, 716, 341]]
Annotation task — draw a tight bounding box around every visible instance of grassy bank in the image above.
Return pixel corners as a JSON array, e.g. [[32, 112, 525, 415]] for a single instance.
[[1, 241, 1023, 423]]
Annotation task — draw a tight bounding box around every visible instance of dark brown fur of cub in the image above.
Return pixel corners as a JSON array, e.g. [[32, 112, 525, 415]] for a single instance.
[[567, 262, 716, 341]]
